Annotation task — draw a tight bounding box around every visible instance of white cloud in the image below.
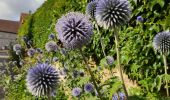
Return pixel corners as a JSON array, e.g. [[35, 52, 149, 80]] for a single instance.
[[0, 0, 45, 21]]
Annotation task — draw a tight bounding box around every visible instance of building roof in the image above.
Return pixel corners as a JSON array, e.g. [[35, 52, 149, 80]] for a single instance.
[[0, 19, 20, 34]]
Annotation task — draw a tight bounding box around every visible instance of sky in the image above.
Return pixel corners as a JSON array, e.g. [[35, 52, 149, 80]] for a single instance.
[[0, 0, 45, 21]]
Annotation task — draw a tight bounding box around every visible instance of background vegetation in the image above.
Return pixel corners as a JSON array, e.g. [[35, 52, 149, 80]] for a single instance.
[[1, 0, 170, 99]]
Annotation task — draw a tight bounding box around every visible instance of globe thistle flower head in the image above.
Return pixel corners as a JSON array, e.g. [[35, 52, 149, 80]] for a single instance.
[[36, 48, 43, 54], [84, 83, 94, 92], [106, 56, 114, 65], [79, 71, 85, 77], [73, 70, 79, 78], [26, 63, 59, 97], [12, 61, 17, 65], [53, 57, 58, 62], [19, 60, 24, 66], [27, 40, 33, 46], [86, 0, 98, 19], [72, 87, 82, 97], [60, 48, 67, 56], [56, 12, 93, 49], [16, 50, 21, 55], [112, 92, 126, 100], [153, 31, 170, 54], [45, 41, 58, 52], [45, 59, 50, 64], [137, 16, 144, 22], [95, 0, 131, 29], [13, 44, 21, 51], [27, 48, 35, 57], [48, 33, 55, 40], [22, 36, 28, 42]]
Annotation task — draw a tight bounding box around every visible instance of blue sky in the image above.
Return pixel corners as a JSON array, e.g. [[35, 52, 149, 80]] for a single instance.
[[0, 0, 45, 21]]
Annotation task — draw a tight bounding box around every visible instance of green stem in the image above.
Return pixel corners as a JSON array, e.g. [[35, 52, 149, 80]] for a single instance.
[[163, 54, 169, 97], [80, 49, 103, 100], [96, 24, 106, 57], [113, 29, 128, 98], [96, 23, 114, 76]]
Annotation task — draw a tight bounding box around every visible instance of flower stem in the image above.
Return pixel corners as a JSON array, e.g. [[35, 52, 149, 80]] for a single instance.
[[96, 24, 106, 57], [80, 49, 103, 100], [95, 23, 114, 76], [113, 29, 128, 98], [163, 54, 169, 97]]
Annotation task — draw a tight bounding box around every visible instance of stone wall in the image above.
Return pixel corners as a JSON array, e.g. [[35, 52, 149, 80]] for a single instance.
[[0, 31, 17, 48]]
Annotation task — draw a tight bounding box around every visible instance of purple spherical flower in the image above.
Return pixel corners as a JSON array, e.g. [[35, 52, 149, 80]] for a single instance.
[[26, 63, 59, 97], [112, 92, 126, 100], [27, 48, 35, 57], [16, 50, 21, 55], [79, 71, 84, 77], [48, 33, 55, 40], [12, 61, 17, 65], [106, 56, 114, 65], [22, 36, 28, 42], [72, 87, 82, 97], [95, 0, 131, 29], [53, 57, 58, 62], [19, 60, 24, 66], [84, 83, 94, 92], [86, 0, 98, 19], [137, 16, 144, 22], [56, 12, 93, 49], [73, 70, 79, 78], [13, 44, 21, 51], [45, 41, 58, 52], [153, 31, 170, 54], [27, 40, 33, 46], [36, 48, 43, 54]]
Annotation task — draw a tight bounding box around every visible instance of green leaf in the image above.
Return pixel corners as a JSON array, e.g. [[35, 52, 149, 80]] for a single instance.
[[109, 81, 122, 99]]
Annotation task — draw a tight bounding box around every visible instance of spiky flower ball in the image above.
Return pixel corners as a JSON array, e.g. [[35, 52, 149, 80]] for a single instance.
[[86, 0, 98, 19], [26, 63, 59, 97], [53, 57, 58, 62], [84, 83, 94, 92], [16, 50, 21, 55], [48, 33, 55, 40], [56, 12, 93, 49], [36, 48, 43, 54], [137, 16, 144, 22], [72, 87, 82, 97], [112, 92, 126, 100], [153, 31, 170, 54], [45, 41, 58, 52], [106, 56, 114, 65], [13, 44, 21, 51], [27, 48, 35, 57], [95, 0, 131, 29]]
